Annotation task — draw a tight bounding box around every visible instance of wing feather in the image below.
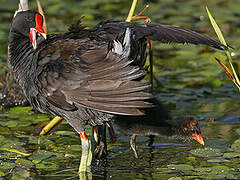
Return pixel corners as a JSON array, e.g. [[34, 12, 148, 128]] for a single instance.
[[37, 47, 153, 115]]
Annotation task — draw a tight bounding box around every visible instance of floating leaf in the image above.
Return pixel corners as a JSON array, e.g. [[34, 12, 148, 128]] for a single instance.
[[167, 164, 194, 171], [223, 152, 240, 158], [0, 170, 5, 176], [204, 76, 222, 88], [190, 147, 222, 157], [36, 162, 58, 171], [236, 128, 240, 135], [229, 139, 240, 152], [207, 158, 230, 163], [0, 162, 16, 169], [15, 158, 35, 168], [28, 150, 56, 161]]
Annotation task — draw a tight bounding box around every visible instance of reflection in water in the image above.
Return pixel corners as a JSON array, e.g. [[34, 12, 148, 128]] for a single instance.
[[115, 98, 203, 158]]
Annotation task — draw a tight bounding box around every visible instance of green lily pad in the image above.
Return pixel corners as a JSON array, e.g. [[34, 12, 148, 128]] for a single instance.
[[36, 162, 58, 171], [168, 177, 182, 180], [15, 158, 35, 168], [167, 164, 194, 171], [207, 158, 230, 163], [17, 120, 33, 127], [0, 162, 16, 169], [7, 107, 33, 120], [8, 106, 33, 114], [223, 152, 240, 158], [194, 167, 212, 173], [0, 170, 5, 176], [195, 165, 234, 179], [29, 136, 53, 146], [0, 120, 18, 128], [203, 76, 222, 88], [0, 135, 5, 145], [186, 156, 196, 162], [53, 131, 75, 136], [0, 127, 10, 135], [229, 139, 240, 152], [32, 114, 51, 123], [66, 144, 81, 152], [28, 150, 56, 161], [235, 128, 240, 135], [10, 169, 31, 180], [190, 147, 223, 157]]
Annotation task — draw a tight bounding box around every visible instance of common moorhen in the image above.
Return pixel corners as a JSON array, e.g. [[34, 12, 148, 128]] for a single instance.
[[116, 98, 203, 158], [9, 0, 223, 173]]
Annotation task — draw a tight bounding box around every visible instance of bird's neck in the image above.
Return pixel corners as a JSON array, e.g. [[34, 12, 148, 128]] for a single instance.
[[158, 125, 178, 137], [8, 30, 36, 88]]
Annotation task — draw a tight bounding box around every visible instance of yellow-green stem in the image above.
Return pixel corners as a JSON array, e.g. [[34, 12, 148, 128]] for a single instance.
[[126, 0, 138, 22], [40, 116, 62, 135], [0, 147, 32, 156]]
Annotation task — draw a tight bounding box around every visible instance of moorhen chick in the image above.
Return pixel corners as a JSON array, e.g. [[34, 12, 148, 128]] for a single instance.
[[9, 0, 223, 173], [116, 98, 203, 158]]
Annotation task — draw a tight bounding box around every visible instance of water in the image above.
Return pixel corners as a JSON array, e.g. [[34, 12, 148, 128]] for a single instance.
[[0, 0, 240, 179]]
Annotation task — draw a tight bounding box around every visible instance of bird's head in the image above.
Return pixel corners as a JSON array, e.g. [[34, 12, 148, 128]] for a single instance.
[[11, 0, 46, 49], [176, 118, 205, 146]]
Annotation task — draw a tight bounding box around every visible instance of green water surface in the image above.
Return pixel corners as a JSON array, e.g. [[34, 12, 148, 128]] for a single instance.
[[0, 0, 240, 179]]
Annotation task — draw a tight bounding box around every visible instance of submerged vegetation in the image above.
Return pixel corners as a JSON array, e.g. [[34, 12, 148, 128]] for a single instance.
[[0, 0, 240, 179]]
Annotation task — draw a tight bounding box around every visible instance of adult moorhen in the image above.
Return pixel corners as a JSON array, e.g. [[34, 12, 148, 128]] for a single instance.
[[116, 98, 203, 158], [9, 0, 224, 173]]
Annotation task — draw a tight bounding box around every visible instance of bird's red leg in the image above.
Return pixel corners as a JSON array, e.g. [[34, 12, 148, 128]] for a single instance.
[[79, 131, 92, 173], [92, 126, 98, 143]]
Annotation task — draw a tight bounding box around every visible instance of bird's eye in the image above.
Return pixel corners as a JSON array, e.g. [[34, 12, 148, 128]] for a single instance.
[[183, 127, 187, 132], [37, 33, 41, 37]]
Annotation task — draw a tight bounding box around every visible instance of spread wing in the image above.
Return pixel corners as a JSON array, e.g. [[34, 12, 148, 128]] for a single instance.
[[36, 39, 153, 116], [95, 21, 226, 50]]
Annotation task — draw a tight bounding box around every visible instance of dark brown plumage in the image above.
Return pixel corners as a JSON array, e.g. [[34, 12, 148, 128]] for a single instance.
[[8, 8, 222, 172]]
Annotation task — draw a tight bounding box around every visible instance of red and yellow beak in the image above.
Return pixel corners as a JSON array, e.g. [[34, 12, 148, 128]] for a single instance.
[[192, 132, 205, 146], [29, 13, 47, 49]]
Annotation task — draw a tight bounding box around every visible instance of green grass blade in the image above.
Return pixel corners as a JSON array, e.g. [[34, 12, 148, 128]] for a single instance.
[[206, 6, 240, 91], [206, 6, 227, 46]]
